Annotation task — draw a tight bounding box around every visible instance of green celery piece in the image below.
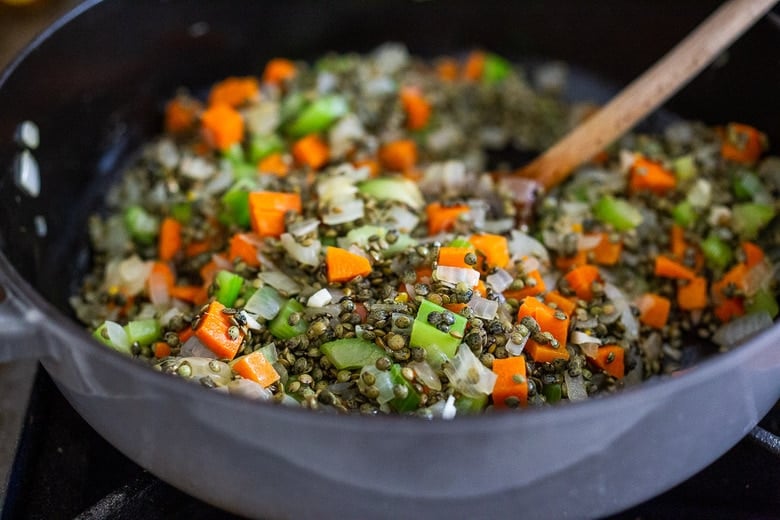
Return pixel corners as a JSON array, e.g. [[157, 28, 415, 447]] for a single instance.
[[124, 205, 159, 245], [701, 234, 734, 271], [672, 200, 697, 228], [746, 289, 779, 319], [321, 236, 337, 247], [592, 195, 643, 231], [384, 233, 418, 256], [222, 143, 245, 164], [358, 177, 425, 210], [543, 383, 562, 404], [215, 270, 244, 307], [732, 171, 764, 201], [448, 236, 473, 248], [482, 53, 512, 84], [410, 300, 467, 359], [732, 203, 775, 239], [342, 225, 417, 257], [220, 188, 251, 228], [287, 95, 348, 137], [123, 319, 161, 347], [672, 154, 697, 181], [279, 91, 307, 124], [249, 133, 285, 163], [170, 201, 192, 224], [232, 162, 258, 181], [454, 393, 488, 415], [93, 322, 131, 355], [320, 338, 386, 370], [389, 363, 421, 413], [269, 299, 307, 339]]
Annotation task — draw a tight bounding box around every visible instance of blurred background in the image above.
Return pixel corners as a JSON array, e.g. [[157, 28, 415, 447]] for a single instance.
[[0, 0, 80, 66]]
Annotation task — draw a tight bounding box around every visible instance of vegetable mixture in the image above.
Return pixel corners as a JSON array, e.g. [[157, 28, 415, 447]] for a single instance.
[[71, 45, 779, 417]]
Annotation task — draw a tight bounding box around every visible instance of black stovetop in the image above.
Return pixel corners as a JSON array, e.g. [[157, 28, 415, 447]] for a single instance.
[[3, 368, 780, 520]]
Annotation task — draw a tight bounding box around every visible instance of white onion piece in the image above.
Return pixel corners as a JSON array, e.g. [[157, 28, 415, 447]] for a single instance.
[[408, 360, 442, 391], [482, 218, 515, 234], [712, 311, 773, 349], [288, 218, 320, 238], [329, 113, 366, 158], [443, 344, 497, 398], [179, 155, 215, 180], [578, 233, 602, 251], [467, 296, 498, 320], [244, 100, 280, 136], [358, 366, 395, 404], [509, 230, 550, 264], [744, 262, 774, 297], [441, 395, 457, 420], [147, 270, 171, 306], [564, 371, 588, 401], [280, 233, 321, 266], [244, 313, 263, 331], [178, 357, 231, 385], [181, 337, 217, 359], [687, 179, 712, 209], [520, 256, 541, 274], [159, 307, 183, 328], [321, 198, 364, 225], [307, 288, 333, 308], [603, 282, 638, 339], [505, 336, 528, 356], [244, 288, 283, 320], [228, 379, 273, 400], [211, 253, 233, 271], [318, 175, 358, 205], [105, 255, 153, 296], [259, 270, 302, 295], [579, 342, 599, 358], [155, 139, 179, 169], [570, 330, 602, 346], [105, 321, 130, 352], [434, 266, 480, 288], [385, 205, 419, 233], [204, 166, 234, 195], [486, 268, 513, 293]]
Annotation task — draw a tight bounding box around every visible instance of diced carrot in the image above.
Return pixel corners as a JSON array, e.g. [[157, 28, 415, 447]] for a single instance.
[[400, 86, 431, 130], [443, 302, 468, 314], [208, 76, 260, 108], [178, 326, 194, 345], [435, 57, 459, 82], [425, 202, 469, 235], [153, 341, 172, 359], [587, 344, 625, 379], [543, 290, 577, 317], [194, 300, 245, 360], [555, 249, 588, 271], [628, 156, 677, 195], [720, 123, 766, 164], [475, 280, 487, 297], [169, 284, 208, 304], [635, 293, 671, 329], [326, 247, 372, 283], [714, 298, 745, 322], [353, 158, 381, 178], [378, 139, 417, 172], [711, 263, 748, 303], [525, 339, 570, 363], [185, 239, 212, 258], [158, 217, 182, 262], [562, 265, 602, 301], [232, 350, 280, 388], [469, 233, 511, 271], [654, 255, 696, 280], [517, 296, 569, 352], [437, 246, 476, 269], [199, 255, 225, 286], [164, 95, 202, 134], [415, 266, 433, 282], [229, 233, 261, 268], [292, 134, 330, 170], [248, 191, 302, 237], [201, 103, 244, 151], [742, 241, 765, 269], [462, 50, 486, 81], [147, 261, 175, 291], [669, 225, 704, 271], [504, 270, 546, 301], [491, 356, 528, 408], [262, 58, 297, 86], [589, 233, 622, 266], [677, 276, 708, 311], [257, 152, 290, 177]]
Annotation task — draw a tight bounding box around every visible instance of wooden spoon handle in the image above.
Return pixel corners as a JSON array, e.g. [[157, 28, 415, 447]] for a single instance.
[[517, 0, 778, 191]]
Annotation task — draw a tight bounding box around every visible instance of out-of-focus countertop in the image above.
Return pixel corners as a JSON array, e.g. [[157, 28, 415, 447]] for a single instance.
[[0, 0, 81, 508]]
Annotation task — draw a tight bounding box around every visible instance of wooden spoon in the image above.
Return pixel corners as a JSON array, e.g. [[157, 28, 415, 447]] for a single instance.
[[518, 0, 778, 191]]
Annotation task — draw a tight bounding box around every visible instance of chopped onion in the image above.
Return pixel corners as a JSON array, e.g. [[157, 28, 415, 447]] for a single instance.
[[441, 395, 457, 420], [434, 266, 480, 288], [509, 230, 550, 264], [179, 155, 215, 180], [408, 360, 442, 391], [712, 311, 773, 349], [603, 282, 638, 339], [105, 255, 152, 296], [244, 313, 263, 331], [211, 253, 233, 271], [244, 100, 280, 136], [321, 198, 364, 225], [570, 330, 602, 346], [578, 342, 599, 358], [159, 307, 183, 328], [482, 218, 515, 234], [329, 113, 366, 158], [564, 371, 588, 401], [498, 176, 541, 206], [204, 165, 234, 195], [744, 262, 774, 297], [505, 335, 528, 356], [177, 357, 231, 385], [180, 337, 217, 359], [318, 175, 359, 205], [467, 296, 499, 320], [288, 218, 320, 238], [443, 344, 498, 398], [578, 233, 602, 251], [228, 379, 273, 401], [385, 205, 419, 233], [486, 268, 513, 293], [147, 269, 171, 306], [280, 233, 321, 266], [307, 288, 333, 307], [244, 288, 284, 320], [686, 179, 712, 209], [358, 366, 395, 404], [105, 321, 130, 352]]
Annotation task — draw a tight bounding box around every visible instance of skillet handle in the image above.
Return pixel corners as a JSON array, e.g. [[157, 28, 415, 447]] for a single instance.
[[0, 264, 54, 362]]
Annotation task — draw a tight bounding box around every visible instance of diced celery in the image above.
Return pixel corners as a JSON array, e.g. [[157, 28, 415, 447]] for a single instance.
[[249, 133, 285, 163], [320, 338, 386, 370], [341, 225, 417, 257], [231, 162, 258, 181], [279, 91, 307, 123], [672, 200, 697, 228], [358, 177, 424, 210], [592, 195, 642, 231], [123, 319, 161, 347], [732, 203, 775, 239], [215, 270, 245, 307], [222, 143, 245, 164], [732, 171, 764, 201], [672, 154, 697, 181], [482, 53, 512, 84], [701, 234, 733, 271], [746, 289, 779, 319], [384, 233, 417, 256], [93, 322, 131, 354], [543, 383, 562, 404], [410, 300, 467, 359], [124, 205, 159, 245], [269, 299, 307, 339], [454, 393, 488, 415], [287, 95, 348, 137], [220, 188, 250, 228], [170, 201, 192, 224], [448, 236, 473, 248], [389, 363, 421, 413]]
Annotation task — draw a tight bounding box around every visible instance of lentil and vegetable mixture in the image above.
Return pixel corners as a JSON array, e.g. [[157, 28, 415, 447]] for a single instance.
[[71, 45, 780, 417]]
